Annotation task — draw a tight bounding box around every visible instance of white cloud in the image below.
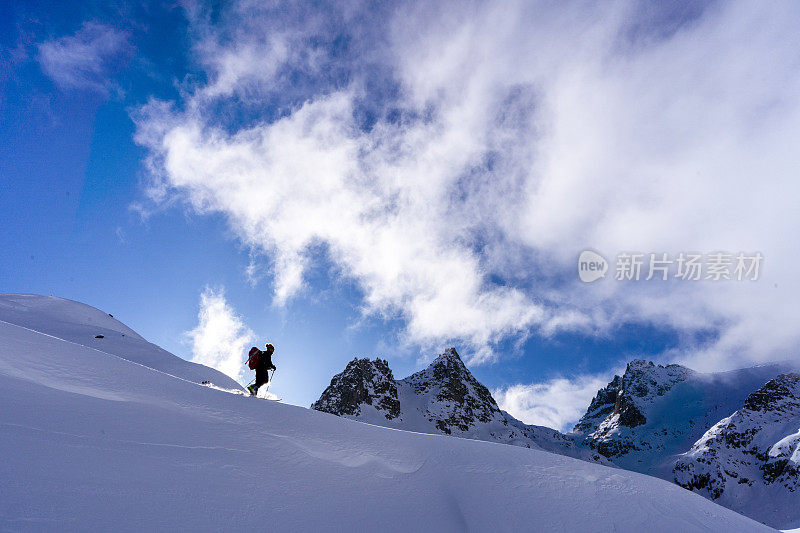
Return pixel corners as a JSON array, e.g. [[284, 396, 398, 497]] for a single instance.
[[38, 22, 131, 93], [494, 373, 614, 432], [137, 1, 800, 369], [185, 287, 255, 383], [136, 89, 548, 363]]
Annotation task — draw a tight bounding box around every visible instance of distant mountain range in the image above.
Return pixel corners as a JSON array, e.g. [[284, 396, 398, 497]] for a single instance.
[[313, 349, 800, 529]]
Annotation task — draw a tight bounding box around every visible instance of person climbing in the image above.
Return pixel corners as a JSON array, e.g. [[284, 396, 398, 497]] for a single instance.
[[247, 343, 276, 395]]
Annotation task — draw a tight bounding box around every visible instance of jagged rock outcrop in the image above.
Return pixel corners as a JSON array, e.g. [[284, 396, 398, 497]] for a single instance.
[[573, 375, 621, 434], [574, 360, 695, 462], [311, 358, 400, 419], [673, 374, 800, 529]]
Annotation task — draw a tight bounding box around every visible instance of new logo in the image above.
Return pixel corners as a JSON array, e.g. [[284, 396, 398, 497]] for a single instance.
[[578, 250, 608, 283]]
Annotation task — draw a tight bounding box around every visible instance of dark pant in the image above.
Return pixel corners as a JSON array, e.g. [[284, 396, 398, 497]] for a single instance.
[[255, 366, 273, 388]]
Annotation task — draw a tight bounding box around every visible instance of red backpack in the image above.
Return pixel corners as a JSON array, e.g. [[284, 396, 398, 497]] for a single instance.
[[247, 346, 261, 370]]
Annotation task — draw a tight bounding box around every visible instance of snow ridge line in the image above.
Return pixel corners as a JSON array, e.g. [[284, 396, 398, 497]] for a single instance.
[[0, 317, 234, 391]]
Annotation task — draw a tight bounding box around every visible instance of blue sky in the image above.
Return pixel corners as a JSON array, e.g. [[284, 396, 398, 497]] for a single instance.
[[2, 0, 799, 430]]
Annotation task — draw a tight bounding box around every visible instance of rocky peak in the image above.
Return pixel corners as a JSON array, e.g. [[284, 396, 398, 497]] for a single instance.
[[575, 360, 694, 434], [433, 347, 466, 366], [743, 373, 800, 413], [401, 348, 502, 433], [620, 360, 693, 396], [406, 348, 472, 392], [311, 357, 400, 420], [612, 360, 693, 426]]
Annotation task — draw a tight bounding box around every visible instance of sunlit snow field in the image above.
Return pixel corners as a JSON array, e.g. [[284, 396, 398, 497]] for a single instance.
[[0, 296, 775, 532]]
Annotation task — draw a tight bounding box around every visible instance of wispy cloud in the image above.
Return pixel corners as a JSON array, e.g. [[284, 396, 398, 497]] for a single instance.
[[37, 22, 131, 94], [137, 1, 800, 368], [494, 373, 614, 432], [185, 287, 255, 383]]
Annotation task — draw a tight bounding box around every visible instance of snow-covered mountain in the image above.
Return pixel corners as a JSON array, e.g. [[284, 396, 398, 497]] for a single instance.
[[313, 348, 606, 464], [574, 359, 797, 477], [674, 374, 800, 528], [0, 294, 779, 531], [574, 358, 800, 529]]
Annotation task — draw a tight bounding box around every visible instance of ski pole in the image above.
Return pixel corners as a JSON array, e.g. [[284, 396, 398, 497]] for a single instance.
[[264, 369, 276, 393]]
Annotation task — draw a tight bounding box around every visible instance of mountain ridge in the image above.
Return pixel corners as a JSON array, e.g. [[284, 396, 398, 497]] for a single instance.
[[313, 348, 607, 464]]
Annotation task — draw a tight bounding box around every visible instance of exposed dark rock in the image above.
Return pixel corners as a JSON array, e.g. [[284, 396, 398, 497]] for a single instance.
[[311, 358, 400, 419], [573, 375, 621, 433], [402, 348, 502, 433]]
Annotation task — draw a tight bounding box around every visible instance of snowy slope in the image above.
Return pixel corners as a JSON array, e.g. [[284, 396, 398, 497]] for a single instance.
[[574, 360, 797, 477], [0, 296, 775, 531], [674, 374, 800, 529], [0, 294, 242, 390]]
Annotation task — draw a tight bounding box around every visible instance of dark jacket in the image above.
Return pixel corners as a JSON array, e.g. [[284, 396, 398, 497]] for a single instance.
[[259, 350, 276, 371], [255, 349, 276, 387]]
